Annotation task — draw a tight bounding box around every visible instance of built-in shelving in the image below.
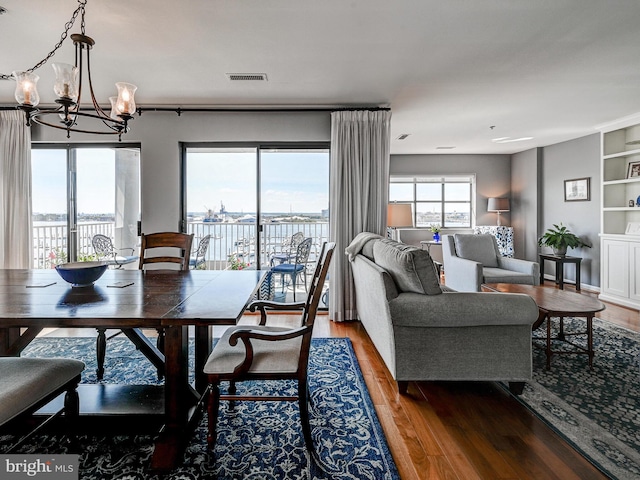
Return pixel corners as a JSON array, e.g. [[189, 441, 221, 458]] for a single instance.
[[599, 114, 640, 309]]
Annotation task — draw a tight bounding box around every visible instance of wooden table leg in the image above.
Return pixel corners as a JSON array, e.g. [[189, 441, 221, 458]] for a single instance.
[[150, 325, 199, 472], [558, 261, 564, 290], [195, 325, 212, 393]]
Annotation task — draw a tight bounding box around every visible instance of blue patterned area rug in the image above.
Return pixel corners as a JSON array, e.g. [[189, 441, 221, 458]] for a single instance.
[[506, 317, 640, 480], [2, 337, 400, 480]]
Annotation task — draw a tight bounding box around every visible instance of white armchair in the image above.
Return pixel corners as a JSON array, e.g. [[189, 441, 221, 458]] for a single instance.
[[442, 234, 539, 292]]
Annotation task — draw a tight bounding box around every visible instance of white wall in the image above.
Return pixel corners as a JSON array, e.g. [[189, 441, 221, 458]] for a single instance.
[[33, 111, 331, 233]]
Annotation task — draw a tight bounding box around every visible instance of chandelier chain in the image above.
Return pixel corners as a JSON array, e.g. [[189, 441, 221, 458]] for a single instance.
[[0, 0, 87, 81]]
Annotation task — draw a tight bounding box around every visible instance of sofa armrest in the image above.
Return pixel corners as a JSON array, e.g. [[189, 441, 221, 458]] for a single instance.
[[389, 291, 538, 328], [498, 257, 540, 285]]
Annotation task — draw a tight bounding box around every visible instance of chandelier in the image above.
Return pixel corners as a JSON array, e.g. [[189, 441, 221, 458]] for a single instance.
[[9, 0, 137, 139]]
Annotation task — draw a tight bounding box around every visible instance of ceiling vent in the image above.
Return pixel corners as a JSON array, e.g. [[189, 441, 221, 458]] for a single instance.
[[436, 146, 456, 149], [226, 73, 268, 81], [396, 134, 410, 140]]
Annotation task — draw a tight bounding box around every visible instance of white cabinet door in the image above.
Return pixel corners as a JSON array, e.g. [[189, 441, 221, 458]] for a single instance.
[[602, 239, 629, 298], [631, 241, 640, 302]]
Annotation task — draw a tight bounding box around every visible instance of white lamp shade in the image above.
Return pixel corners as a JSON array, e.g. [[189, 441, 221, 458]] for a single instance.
[[387, 203, 414, 228], [487, 197, 510, 212]]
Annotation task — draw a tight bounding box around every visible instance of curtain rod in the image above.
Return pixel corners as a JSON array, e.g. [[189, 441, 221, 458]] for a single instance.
[[0, 105, 390, 114]]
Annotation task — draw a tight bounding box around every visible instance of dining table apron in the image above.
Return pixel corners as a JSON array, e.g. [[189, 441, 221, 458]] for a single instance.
[[0, 268, 266, 472]]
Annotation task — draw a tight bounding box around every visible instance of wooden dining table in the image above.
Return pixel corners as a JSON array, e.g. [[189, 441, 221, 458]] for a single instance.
[[0, 268, 265, 472]]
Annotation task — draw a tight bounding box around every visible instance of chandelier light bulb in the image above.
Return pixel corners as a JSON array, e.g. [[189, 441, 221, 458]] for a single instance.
[[12, 71, 40, 107], [115, 82, 137, 116], [52, 63, 79, 101]]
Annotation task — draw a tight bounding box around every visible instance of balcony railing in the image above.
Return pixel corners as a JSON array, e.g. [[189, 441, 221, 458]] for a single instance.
[[33, 221, 330, 270]]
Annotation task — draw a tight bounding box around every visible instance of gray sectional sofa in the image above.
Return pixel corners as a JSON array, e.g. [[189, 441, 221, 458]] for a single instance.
[[348, 233, 538, 394]]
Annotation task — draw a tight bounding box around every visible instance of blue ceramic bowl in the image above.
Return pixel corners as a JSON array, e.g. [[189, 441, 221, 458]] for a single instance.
[[55, 261, 108, 287]]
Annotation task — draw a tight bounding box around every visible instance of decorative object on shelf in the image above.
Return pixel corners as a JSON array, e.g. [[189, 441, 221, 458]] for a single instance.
[[473, 226, 514, 257], [429, 224, 441, 242], [628, 161, 640, 178], [626, 222, 640, 235], [387, 203, 413, 242], [564, 177, 590, 202], [7, 0, 137, 139], [538, 223, 590, 257], [487, 197, 510, 226], [631, 200, 636, 207], [637, 195, 640, 207]]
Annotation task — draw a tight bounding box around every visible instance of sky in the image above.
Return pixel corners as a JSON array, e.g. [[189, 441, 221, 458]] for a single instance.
[[32, 148, 115, 215], [31, 147, 329, 216], [186, 150, 329, 214]]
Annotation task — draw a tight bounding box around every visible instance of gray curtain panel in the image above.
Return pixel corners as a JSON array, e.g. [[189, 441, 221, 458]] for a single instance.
[[329, 110, 391, 322], [0, 110, 32, 269]]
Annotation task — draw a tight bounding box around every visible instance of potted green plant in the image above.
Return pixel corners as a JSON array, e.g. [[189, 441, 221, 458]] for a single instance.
[[538, 223, 590, 256]]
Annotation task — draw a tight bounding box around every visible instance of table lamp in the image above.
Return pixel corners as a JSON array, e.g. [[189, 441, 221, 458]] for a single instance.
[[487, 198, 510, 226], [387, 203, 413, 241]]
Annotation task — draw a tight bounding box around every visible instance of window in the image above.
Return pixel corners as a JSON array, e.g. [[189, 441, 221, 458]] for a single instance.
[[182, 144, 330, 271], [389, 175, 475, 228], [31, 144, 141, 268]]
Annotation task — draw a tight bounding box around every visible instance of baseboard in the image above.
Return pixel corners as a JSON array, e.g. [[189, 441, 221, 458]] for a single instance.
[[541, 274, 599, 293]]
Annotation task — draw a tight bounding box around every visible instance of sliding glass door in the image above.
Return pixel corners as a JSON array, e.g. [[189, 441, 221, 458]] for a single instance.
[[31, 145, 141, 268], [182, 144, 330, 281]]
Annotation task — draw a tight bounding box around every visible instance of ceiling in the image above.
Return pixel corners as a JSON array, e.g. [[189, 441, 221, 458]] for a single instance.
[[2, 0, 640, 155]]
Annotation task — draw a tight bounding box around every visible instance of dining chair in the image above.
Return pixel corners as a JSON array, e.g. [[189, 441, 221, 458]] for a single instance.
[[96, 232, 194, 381], [270, 237, 312, 301], [203, 241, 335, 453], [138, 232, 194, 270], [0, 357, 84, 453], [189, 234, 212, 270], [91, 234, 138, 268]]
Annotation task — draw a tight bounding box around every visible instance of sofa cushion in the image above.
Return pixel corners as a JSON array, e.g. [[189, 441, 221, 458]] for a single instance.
[[482, 267, 536, 284], [361, 239, 377, 261], [373, 239, 442, 295], [454, 234, 499, 268]]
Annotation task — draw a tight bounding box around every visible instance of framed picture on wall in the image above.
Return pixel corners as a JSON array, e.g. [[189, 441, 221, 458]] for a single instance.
[[627, 161, 640, 178], [564, 177, 590, 202]]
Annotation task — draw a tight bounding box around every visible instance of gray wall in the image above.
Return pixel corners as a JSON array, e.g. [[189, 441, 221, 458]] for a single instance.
[[33, 111, 331, 234], [390, 154, 511, 262], [539, 133, 601, 287], [511, 148, 541, 262]]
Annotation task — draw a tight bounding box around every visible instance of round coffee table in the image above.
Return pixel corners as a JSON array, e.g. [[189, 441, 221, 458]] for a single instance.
[[482, 283, 605, 370]]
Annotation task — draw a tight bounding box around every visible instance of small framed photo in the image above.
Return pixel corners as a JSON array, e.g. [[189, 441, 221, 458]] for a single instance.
[[627, 161, 640, 179], [564, 177, 590, 202]]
